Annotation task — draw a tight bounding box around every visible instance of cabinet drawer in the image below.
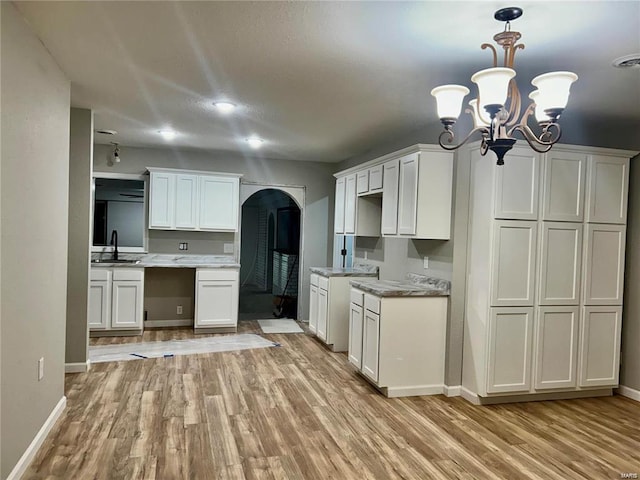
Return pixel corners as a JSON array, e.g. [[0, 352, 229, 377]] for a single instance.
[[112, 268, 144, 281], [196, 268, 239, 282], [350, 288, 364, 306], [318, 275, 329, 290], [310, 273, 319, 287], [90, 268, 110, 281], [364, 294, 380, 314]]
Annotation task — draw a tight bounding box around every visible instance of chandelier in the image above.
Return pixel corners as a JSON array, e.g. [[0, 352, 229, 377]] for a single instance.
[[430, 7, 578, 165]]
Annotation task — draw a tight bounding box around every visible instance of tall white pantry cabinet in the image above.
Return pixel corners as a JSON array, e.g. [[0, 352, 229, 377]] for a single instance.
[[462, 143, 635, 401]]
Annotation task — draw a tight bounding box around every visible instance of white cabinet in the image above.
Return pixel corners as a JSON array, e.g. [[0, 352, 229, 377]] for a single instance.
[[534, 306, 579, 390], [397, 153, 419, 235], [334, 177, 346, 234], [309, 274, 319, 334], [148, 168, 241, 232], [463, 143, 632, 402], [361, 308, 380, 382], [490, 220, 537, 307], [356, 170, 369, 195], [343, 174, 357, 234], [348, 290, 449, 397], [538, 222, 583, 305], [582, 224, 626, 305], [579, 306, 622, 387], [356, 165, 383, 196], [198, 175, 239, 231], [149, 171, 175, 229], [369, 165, 383, 192], [494, 146, 540, 220], [308, 272, 377, 352], [381, 159, 399, 235], [89, 267, 144, 333], [541, 151, 586, 222], [195, 269, 239, 330], [175, 174, 199, 229], [486, 307, 534, 394], [585, 155, 629, 224]]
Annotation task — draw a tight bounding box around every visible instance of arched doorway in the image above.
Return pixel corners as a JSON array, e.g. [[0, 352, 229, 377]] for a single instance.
[[239, 188, 302, 321]]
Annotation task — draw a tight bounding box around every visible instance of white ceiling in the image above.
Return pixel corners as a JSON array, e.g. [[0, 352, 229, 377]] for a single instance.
[[14, 1, 640, 162]]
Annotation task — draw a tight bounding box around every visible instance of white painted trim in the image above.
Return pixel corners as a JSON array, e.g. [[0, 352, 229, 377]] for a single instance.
[[146, 167, 243, 178], [616, 385, 640, 402], [65, 360, 91, 373], [6, 396, 66, 480], [384, 384, 444, 398], [144, 319, 193, 328], [461, 386, 481, 405], [444, 385, 462, 397]]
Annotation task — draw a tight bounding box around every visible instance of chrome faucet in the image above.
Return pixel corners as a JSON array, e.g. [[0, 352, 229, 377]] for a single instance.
[[110, 230, 119, 260]]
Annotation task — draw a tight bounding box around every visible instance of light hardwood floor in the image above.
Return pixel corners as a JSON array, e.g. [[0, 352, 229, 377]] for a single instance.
[[26, 321, 640, 479]]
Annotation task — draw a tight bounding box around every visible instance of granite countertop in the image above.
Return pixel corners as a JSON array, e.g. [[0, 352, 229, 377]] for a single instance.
[[310, 263, 379, 278], [91, 253, 240, 269], [350, 273, 451, 297]]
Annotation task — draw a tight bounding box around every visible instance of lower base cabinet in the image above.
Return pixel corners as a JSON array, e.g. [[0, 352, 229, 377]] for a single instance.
[[348, 289, 448, 397], [89, 268, 144, 334], [195, 268, 239, 331]]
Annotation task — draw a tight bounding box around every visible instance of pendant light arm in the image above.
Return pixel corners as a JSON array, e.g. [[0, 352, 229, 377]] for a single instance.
[[437, 126, 490, 151]]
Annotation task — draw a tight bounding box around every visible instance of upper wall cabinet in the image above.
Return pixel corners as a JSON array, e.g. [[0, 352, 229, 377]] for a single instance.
[[148, 168, 241, 232], [494, 146, 541, 220], [585, 155, 629, 224], [541, 151, 587, 222]]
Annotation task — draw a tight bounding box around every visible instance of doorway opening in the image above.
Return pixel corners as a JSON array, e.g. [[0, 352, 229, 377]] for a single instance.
[[239, 189, 301, 320]]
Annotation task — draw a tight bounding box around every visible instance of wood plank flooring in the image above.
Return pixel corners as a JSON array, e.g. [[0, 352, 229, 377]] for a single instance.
[[26, 322, 640, 479]]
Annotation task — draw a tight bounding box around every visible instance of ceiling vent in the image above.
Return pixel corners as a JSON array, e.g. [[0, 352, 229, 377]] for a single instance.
[[612, 54, 640, 68], [95, 129, 118, 135]]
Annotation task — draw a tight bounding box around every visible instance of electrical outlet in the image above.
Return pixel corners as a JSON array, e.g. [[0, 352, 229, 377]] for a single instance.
[[178, 242, 188, 251], [177, 305, 183, 315], [223, 243, 234, 254], [364, 251, 368, 260], [423, 256, 429, 269], [38, 357, 44, 381]]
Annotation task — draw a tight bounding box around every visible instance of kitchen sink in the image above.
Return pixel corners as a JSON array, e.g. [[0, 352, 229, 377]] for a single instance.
[[91, 259, 141, 264]]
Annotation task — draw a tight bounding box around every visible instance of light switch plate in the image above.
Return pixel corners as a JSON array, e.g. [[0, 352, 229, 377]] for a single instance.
[[38, 357, 44, 381], [423, 257, 429, 269]]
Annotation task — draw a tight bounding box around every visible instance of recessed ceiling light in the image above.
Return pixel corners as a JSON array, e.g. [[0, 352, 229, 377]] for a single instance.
[[612, 54, 640, 68], [158, 129, 177, 140], [95, 129, 117, 135], [247, 136, 264, 149], [214, 102, 236, 114]]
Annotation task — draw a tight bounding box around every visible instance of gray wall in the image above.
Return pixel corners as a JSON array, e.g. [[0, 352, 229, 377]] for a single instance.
[[1, 3, 70, 477], [622, 153, 640, 391], [66, 108, 93, 367], [94, 143, 335, 320], [148, 230, 234, 255]]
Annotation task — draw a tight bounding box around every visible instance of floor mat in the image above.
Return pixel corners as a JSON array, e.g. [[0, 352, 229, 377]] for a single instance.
[[257, 318, 304, 334], [89, 334, 277, 363]]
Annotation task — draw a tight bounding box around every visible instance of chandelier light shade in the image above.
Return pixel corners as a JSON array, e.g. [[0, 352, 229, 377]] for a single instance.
[[430, 7, 578, 165]]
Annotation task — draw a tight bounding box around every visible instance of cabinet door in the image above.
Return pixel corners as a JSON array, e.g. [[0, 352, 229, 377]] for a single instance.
[[317, 288, 328, 341], [356, 170, 369, 195], [486, 307, 533, 394], [538, 222, 583, 305], [381, 159, 399, 235], [490, 220, 537, 306], [195, 279, 238, 327], [369, 165, 383, 192], [582, 224, 626, 305], [111, 280, 144, 329], [149, 172, 175, 229], [344, 174, 357, 234], [348, 303, 364, 369], [494, 147, 540, 220], [175, 174, 199, 229], [362, 309, 380, 382], [541, 151, 586, 222], [397, 153, 419, 235], [199, 176, 239, 231], [309, 284, 318, 334], [534, 306, 579, 390], [579, 306, 622, 387], [334, 177, 346, 234], [585, 155, 629, 224], [88, 279, 110, 330]]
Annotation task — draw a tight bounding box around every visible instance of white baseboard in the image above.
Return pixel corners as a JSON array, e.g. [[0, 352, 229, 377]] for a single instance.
[[144, 319, 193, 328], [65, 360, 90, 374], [384, 384, 444, 398], [444, 385, 462, 397], [616, 385, 640, 402], [460, 386, 481, 405], [7, 396, 66, 480]]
